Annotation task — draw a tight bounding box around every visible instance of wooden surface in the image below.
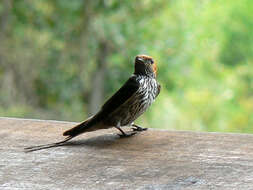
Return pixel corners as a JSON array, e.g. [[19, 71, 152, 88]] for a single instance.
[[1, 117, 253, 190]]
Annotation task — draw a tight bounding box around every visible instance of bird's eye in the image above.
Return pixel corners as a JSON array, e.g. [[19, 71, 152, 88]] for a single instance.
[[150, 59, 154, 64], [136, 57, 144, 63]]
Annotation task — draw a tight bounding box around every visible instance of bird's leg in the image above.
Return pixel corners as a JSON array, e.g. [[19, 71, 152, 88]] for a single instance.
[[131, 124, 148, 132], [115, 124, 137, 138]]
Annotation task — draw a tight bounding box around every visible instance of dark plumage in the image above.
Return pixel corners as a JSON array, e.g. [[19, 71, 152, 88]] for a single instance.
[[25, 55, 161, 152]]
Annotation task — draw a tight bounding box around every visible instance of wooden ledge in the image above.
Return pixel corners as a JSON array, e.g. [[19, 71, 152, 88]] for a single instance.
[[1, 117, 253, 189]]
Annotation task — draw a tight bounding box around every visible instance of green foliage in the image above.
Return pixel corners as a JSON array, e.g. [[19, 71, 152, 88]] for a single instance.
[[0, 0, 252, 133]]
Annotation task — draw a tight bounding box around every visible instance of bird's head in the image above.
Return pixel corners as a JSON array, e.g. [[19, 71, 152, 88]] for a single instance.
[[134, 55, 157, 78]]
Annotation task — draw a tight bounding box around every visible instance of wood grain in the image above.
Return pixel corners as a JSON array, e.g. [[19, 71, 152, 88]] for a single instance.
[[1, 117, 253, 190]]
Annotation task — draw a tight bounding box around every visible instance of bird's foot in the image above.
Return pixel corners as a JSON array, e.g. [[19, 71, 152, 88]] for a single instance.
[[118, 131, 137, 138], [131, 124, 148, 132], [115, 126, 137, 138]]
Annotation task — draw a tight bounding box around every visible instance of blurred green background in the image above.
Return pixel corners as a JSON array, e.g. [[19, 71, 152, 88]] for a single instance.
[[0, 0, 252, 133]]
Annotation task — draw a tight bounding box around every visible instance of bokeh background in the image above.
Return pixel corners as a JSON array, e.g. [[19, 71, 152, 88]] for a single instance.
[[0, 0, 252, 133]]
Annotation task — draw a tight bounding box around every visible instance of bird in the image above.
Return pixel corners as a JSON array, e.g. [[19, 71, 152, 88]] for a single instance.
[[25, 55, 161, 152]]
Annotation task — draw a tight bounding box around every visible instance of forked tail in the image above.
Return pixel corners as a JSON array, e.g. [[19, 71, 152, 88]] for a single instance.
[[24, 136, 74, 152], [25, 119, 93, 152]]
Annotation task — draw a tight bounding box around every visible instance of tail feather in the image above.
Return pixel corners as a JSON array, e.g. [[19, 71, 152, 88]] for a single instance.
[[24, 116, 107, 152], [63, 119, 91, 137], [24, 136, 73, 152], [25, 118, 93, 152]]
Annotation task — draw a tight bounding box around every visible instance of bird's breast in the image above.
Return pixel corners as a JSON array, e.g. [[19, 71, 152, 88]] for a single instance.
[[104, 76, 159, 126], [120, 77, 159, 125]]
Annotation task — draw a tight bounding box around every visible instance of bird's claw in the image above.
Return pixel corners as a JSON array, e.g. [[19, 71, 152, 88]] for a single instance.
[[116, 124, 147, 138], [131, 127, 148, 131], [131, 124, 148, 132], [118, 131, 137, 138]]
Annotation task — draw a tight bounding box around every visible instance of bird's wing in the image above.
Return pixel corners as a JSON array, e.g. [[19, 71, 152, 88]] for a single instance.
[[92, 75, 140, 123], [156, 83, 161, 98]]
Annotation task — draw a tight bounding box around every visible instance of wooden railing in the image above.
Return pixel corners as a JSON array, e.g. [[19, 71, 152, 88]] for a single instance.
[[1, 117, 253, 189]]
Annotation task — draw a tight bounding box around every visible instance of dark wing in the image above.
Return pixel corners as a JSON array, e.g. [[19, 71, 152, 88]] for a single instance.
[[156, 83, 161, 98], [90, 75, 140, 123]]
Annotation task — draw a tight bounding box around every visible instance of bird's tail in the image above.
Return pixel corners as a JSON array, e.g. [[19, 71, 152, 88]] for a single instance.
[[24, 136, 74, 152], [25, 116, 105, 152], [63, 118, 92, 137], [63, 116, 110, 137]]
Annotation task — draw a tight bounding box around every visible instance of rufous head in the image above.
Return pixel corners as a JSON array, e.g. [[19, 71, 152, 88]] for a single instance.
[[134, 55, 157, 78]]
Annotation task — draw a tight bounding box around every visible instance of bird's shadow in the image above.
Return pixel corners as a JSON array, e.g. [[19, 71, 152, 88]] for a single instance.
[[65, 134, 125, 147], [25, 133, 137, 153]]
